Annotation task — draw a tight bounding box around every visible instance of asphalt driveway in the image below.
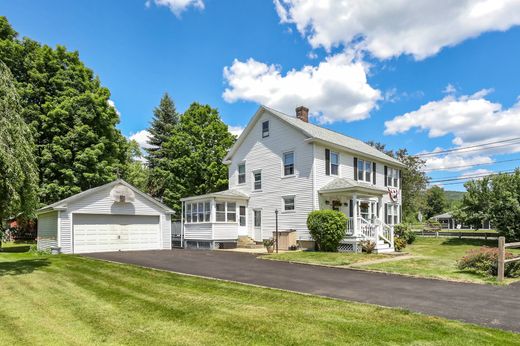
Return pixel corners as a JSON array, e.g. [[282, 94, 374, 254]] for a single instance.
[[84, 249, 520, 333]]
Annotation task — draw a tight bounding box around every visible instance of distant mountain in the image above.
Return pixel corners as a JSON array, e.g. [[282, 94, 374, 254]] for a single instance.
[[445, 190, 465, 203]]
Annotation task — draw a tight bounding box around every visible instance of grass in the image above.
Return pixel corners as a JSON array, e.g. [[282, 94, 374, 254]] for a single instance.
[[1, 242, 519, 345], [263, 250, 391, 266], [361, 237, 520, 284]]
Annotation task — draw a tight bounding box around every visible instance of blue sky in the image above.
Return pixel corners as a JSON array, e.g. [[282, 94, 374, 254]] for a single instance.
[[2, 0, 520, 190]]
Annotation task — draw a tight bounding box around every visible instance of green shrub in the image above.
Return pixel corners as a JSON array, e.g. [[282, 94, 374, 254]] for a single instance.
[[424, 219, 441, 231], [394, 238, 407, 252], [394, 224, 416, 244], [457, 247, 520, 278], [307, 210, 348, 252], [263, 239, 274, 247], [360, 240, 376, 254]]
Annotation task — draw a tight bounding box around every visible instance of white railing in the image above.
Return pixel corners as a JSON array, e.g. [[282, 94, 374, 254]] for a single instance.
[[346, 218, 354, 235], [346, 217, 394, 248], [358, 217, 377, 239]]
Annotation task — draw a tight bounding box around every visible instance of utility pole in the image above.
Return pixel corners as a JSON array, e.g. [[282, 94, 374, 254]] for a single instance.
[[275, 209, 279, 253]]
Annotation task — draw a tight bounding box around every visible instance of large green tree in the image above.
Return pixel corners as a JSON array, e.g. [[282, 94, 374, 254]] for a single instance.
[[0, 61, 38, 223], [124, 140, 149, 191], [155, 103, 235, 213], [422, 185, 448, 219], [0, 17, 128, 205], [453, 177, 491, 229]]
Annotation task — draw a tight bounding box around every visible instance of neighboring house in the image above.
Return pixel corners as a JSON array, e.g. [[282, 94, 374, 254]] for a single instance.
[[37, 179, 174, 254], [181, 106, 405, 252], [431, 212, 492, 230]]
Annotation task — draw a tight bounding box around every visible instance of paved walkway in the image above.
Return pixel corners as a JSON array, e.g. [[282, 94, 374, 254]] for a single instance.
[[84, 249, 520, 333]]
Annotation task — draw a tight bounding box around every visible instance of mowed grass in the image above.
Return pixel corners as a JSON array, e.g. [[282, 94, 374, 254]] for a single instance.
[[1, 243, 519, 345], [264, 250, 391, 266], [361, 237, 520, 284]]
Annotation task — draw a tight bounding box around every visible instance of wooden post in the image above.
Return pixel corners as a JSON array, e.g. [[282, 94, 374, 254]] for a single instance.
[[498, 236, 505, 282]]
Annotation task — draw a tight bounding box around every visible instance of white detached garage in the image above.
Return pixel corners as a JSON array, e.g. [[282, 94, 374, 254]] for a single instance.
[[37, 179, 175, 254]]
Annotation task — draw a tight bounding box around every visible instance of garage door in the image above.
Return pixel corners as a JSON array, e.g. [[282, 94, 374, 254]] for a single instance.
[[73, 214, 161, 253]]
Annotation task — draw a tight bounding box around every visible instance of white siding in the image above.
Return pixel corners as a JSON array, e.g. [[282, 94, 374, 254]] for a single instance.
[[184, 223, 212, 240], [37, 211, 58, 251], [60, 212, 72, 253], [213, 223, 238, 240], [228, 110, 314, 240], [162, 214, 172, 249]]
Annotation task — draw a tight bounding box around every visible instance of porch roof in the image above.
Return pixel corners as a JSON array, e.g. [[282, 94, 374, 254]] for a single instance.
[[180, 189, 249, 202], [319, 178, 388, 196]]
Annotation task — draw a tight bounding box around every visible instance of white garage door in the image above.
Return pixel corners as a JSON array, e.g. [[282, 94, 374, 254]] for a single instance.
[[73, 214, 161, 253]]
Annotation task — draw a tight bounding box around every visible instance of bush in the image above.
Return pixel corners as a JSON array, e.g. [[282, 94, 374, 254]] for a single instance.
[[457, 247, 520, 278], [360, 240, 376, 254], [424, 219, 441, 231], [307, 210, 348, 252], [263, 239, 274, 248], [394, 224, 416, 244], [394, 238, 407, 252]]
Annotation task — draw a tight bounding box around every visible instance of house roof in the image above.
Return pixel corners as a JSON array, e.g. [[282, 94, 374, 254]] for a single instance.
[[431, 212, 453, 219], [319, 178, 388, 195], [37, 179, 175, 214], [225, 105, 404, 167], [181, 189, 250, 202]]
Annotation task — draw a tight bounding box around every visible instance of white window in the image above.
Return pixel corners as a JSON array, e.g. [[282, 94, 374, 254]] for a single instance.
[[357, 159, 373, 183], [215, 201, 237, 223], [239, 206, 246, 226], [254, 210, 262, 227], [262, 121, 269, 138], [387, 167, 399, 187], [186, 204, 192, 223], [330, 152, 339, 175], [283, 196, 295, 211], [204, 201, 210, 222], [185, 201, 211, 223], [216, 202, 226, 222], [386, 203, 399, 225], [238, 163, 246, 184], [227, 202, 237, 222], [283, 151, 294, 176], [253, 171, 262, 190]]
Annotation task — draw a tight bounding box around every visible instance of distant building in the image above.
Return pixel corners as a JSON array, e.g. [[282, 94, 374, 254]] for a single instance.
[[431, 212, 492, 230]]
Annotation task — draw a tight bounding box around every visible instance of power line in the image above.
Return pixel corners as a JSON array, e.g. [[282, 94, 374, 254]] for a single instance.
[[423, 158, 520, 172], [429, 170, 516, 183], [415, 137, 520, 157]]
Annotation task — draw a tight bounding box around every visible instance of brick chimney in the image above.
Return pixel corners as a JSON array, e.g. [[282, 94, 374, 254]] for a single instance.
[[295, 106, 309, 122]]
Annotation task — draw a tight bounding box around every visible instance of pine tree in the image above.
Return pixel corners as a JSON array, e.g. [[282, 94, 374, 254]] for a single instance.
[[0, 61, 38, 223], [147, 93, 179, 168]]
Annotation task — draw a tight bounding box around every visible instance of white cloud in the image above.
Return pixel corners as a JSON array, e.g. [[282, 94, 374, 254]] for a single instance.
[[443, 83, 457, 94], [424, 155, 493, 172], [146, 0, 204, 17], [274, 0, 520, 60], [107, 99, 120, 116], [129, 130, 154, 150], [222, 53, 381, 123], [228, 125, 245, 137], [459, 168, 492, 179]]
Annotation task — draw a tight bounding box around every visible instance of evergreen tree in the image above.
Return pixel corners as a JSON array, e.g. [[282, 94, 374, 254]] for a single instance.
[[0, 17, 128, 205], [147, 93, 179, 167], [0, 61, 38, 223]]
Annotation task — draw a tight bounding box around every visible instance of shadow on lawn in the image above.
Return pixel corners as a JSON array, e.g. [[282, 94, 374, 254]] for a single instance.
[[0, 245, 31, 253], [0, 258, 50, 276], [440, 238, 497, 247]]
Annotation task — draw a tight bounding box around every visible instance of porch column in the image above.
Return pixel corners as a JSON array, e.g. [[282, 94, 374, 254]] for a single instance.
[[352, 193, 358, 236], [378, 196, 383, 222], [210, 198, 216, 223]]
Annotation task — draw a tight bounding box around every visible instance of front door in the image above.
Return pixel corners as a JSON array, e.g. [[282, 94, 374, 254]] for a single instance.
[[253, 209, 262, 241]]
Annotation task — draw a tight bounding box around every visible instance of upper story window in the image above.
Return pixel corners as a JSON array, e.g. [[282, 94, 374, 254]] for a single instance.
[[283, 196, 295, 211], [253, 170, 262, 191], [387, 167, 399, 188], [185, 201, 211, 223], [330, 152, 339, 175], [283, 151, 294, 176], [238, 163, 246, 184], [357, 158, 373, 183], [262, 121, 269, 138]]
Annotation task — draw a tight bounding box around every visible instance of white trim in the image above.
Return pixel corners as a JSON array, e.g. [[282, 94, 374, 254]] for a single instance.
[[281, 195, 296, 213], [57, 210, 62, 248], [312, 143, 317, 211]]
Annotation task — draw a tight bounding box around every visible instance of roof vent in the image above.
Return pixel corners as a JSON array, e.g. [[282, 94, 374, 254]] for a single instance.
[[110, 184, 135, 203], [295, 106, 309, 122]]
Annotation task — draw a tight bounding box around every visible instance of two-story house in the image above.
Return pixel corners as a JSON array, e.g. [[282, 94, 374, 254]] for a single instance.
[[181, 105, 404, 252]]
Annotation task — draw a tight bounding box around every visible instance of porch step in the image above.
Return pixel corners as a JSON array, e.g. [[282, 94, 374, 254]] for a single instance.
[[237, 236, 263, 249]]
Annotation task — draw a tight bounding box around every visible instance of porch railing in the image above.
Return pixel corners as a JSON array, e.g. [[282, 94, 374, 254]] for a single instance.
[[345, 217, 394, 248]]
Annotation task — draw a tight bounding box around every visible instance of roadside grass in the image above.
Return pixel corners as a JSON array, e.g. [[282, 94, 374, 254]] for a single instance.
[[1, 243, 519, 344], [359, 237, 520, 284], [263, 250, 391, 266]]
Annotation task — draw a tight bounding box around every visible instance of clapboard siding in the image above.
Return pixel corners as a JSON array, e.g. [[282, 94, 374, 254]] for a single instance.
[[213, 223, 238, 240], [162, 214, 172, 249], [60, 212, 72, 253], [228, 110, 314, 240], [37, 211, 58, 250], [184, 223, 212, 240]]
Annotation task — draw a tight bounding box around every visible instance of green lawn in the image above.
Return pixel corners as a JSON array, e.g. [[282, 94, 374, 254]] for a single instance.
[[360, 237, 520, 284], [1, 243, 519, 345], [263, 250, 391, 266]]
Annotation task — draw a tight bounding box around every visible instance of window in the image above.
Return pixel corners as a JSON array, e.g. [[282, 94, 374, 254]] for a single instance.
[[262, 120, 269, 138], [283, 151, 294, 176], [330, 152, 339, 175], [192, 203, 198, 223], [216, 202, 226, 222], [238, 163, 246, 184], [357, 159, 373, 183], [253, 171, 262, 190], [239, 206, 246, 226], [227, 202, 236, 222], [186, 204, 192, 223], [254, 210, 262, 227], [387, 167, 399, 187], [185, 201, 212, 223], [283, 196, 295, 211], [386, 203, 399, 225], [204, 201, 211, 222]]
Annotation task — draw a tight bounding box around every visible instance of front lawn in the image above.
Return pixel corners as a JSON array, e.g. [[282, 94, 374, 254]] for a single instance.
[[1, 243, 519, 344], [263, 250, 391, 266], [359, 237, 520, 284]]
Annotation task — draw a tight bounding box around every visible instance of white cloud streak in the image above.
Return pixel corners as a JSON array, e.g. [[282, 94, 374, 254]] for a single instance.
[[146, 0, 204, 17]]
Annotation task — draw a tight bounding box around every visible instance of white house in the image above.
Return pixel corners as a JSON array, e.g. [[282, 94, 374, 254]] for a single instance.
[[37, 179, 175, 254], [182, 106, 405, 252]]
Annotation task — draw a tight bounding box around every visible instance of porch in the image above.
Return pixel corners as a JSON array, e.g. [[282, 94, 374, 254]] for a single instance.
[[319, 178, 396, 253]]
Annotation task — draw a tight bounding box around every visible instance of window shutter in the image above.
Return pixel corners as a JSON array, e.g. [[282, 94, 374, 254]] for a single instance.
[[384, 204, 388, 223], [325, 149, 330, 175], [398, 169, 402, 189], [384, 166, 388, 187], [349, 200, 353, 217], [354, 157, 358, 181], [372, 162, 376, 185], [376, 202, 380, 218]]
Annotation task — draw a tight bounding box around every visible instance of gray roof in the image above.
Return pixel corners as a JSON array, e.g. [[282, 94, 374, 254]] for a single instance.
[[181, 189, 249, 202], [431, 212, 453, 219], [262, 106, 403, 166], [320, 178, 388, 194]]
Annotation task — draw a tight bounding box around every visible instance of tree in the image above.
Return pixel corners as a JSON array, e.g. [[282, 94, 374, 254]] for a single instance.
[[453, 177, 491, 230], [156, 103, 235, 213], [367, 142, 428, 221], [124, 140, 149, 191], [422, 185, 448, 219], [0, 61, 38, 224], [0, 17, 128, 205]]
